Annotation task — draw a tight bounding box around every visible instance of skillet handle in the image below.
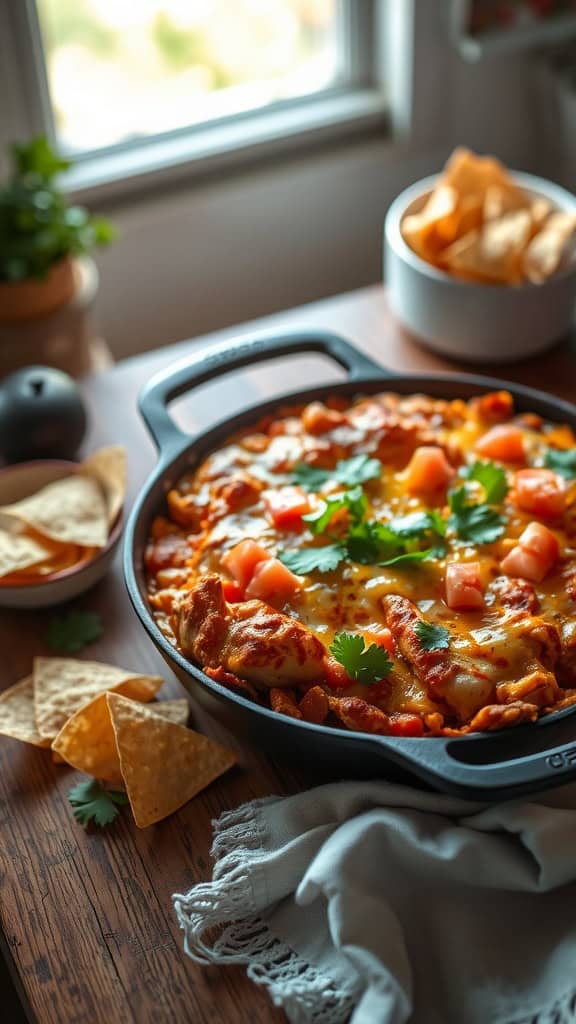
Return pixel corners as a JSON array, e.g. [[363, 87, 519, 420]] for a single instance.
[[381, 735, 576, 802], [139, 329, 386, 457]]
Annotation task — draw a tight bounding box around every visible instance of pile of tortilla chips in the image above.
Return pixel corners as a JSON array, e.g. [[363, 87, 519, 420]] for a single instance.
[[0, 446, 126, 586], [401, 147, 576, 286], [0, 658, 236, 827]]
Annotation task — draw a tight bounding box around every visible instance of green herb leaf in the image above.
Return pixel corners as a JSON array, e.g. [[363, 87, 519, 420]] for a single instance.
[[46, 610, 103, 653], [414, 621, 451, 651], [461, 460, 508, 504], [67, 779, 128, 829], [303, 486, 367, 535], [294, 454, 382, 492], [329, 631, 393, 685], [278, 544, 346, 575], [379, 548, 437, 567], [448, 487, 506, 545], [543, 448, 576, 479]]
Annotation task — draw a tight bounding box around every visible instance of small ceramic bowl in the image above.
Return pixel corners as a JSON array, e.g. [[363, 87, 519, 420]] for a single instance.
[[0, 460, 123, 609], [384, 171, 576, 363]]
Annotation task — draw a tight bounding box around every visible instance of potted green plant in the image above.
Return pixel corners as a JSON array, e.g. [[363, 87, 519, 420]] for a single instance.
[[0, 136, 115, 322]]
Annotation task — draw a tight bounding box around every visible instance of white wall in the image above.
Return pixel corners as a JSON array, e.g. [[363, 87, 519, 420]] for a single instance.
[[92, 21, 550, 360]]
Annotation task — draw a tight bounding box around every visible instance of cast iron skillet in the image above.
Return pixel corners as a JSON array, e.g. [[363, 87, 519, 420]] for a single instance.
[[124, 330, 576, 801]]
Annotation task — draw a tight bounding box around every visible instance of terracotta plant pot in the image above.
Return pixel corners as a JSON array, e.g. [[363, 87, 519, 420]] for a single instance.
[[0, 257, 76, 323]]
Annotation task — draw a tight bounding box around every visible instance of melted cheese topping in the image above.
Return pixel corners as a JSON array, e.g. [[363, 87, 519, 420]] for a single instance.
[[145, 390, 576, 737]]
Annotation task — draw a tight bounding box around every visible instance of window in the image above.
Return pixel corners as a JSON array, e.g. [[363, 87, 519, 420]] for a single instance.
[[1, 0, 386, 197]]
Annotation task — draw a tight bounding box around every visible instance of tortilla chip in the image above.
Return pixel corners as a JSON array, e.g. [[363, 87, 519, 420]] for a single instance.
[[444, 210, 531, 284], [441, 147, 519, 199], [0, 475, 109, 548], [0, 528, 52, 580], [523, 212, 576, 282], [81, 446, 126, 527], [483, 184, 527, 222], [107, 693, 236, 827], [0, 677, 50, 747], [52, 695, 189, 784], [34, 657, 163, 739]]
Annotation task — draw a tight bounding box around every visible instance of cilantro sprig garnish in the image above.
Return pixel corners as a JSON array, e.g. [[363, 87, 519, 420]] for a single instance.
[[67, 779, 128, 829], [543, 448, 576, 479], [294, 454, 382, 492], [303, 486, 367, 535], [279, 506, 447, 576], [46, 610, 103, 653], [460, 460, 508, 504], [329, 632, 393, 685], [279, 544, 346, 575], [448, 486, 506, 545], [414, 621, 451, 651]]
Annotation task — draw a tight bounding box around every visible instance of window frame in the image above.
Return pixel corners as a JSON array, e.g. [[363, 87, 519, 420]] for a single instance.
[[0, 0, 439, 202]]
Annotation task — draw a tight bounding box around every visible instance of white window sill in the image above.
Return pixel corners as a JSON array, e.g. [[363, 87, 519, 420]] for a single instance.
[[65, 88, 388, 204]]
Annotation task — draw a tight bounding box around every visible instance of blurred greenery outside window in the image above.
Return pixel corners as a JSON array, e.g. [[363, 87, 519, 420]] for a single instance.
[[36, 0, 345, 155]]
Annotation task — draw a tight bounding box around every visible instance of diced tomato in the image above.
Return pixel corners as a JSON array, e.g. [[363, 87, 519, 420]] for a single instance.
[[388, 713, 424, 737], [244, 557, 301, 601], [221, 579, 244, 603], [301, 401, 345, 435], [405, 446, 455, 495], [445, 561, 485, 610], [364, 628, 395, 656], [500, 521, 559, 583], [475, 424, 525, 462], [520, 521, 560, 562], [323, 655, 354, 690], [221, 539, 271, 590], [264, 486, 312, 528], [513, 469, 565, 520], [500, 545, 546, 583]]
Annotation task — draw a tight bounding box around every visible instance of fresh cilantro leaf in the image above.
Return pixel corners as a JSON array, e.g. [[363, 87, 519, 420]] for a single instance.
[[303, 486, 367, 535], [293, 464, 332, 491], [379, 548, 437, 567], [461, 460, 508, 504], [329, 632, 393, 685], [448, 487, 506, 545], [415, 621, 451, 651], [46, 610, 103, 653], [278, 544, 346, 575], [333, 454, 382, 487], [294, 454, 381, 491], [67, 779, 128, 829], [543, 448, 576, 479], [345, 520, 397, 564]]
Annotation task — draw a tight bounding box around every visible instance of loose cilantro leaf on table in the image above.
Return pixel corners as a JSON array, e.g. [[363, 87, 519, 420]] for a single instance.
[[279, 544, 346, 575], [329, 632, 393, 685], [294, 454, 382, 492], [67, 779, 128, 829], [46, 610, 103, 653], [448, 487, 506, 545], [415, 621, 451, 651], [303, 486, 367, 535], [461, 460, 508, 504], [544, 448, 576, 479]]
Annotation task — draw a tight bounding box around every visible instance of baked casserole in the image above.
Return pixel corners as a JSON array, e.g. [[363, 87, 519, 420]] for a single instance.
[[145, 389, 576, 738]]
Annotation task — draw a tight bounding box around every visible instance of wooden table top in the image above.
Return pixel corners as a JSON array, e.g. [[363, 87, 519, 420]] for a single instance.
[[2, 283, 575, 1024]]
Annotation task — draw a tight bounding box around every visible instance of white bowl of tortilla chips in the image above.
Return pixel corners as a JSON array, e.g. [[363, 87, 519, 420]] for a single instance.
[[0, 446, 126, 608], [384, 148, 576, 362]]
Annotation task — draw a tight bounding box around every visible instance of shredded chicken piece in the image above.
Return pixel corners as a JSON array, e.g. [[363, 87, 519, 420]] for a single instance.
[[496, 669, 561, 708], [175, 574, 325, 688], [468, 701, 538, 732], [382, 594, 494, 721]]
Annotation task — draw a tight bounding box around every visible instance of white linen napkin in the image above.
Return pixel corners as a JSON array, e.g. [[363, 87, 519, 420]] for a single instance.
[[173, 779, 576, 1024]]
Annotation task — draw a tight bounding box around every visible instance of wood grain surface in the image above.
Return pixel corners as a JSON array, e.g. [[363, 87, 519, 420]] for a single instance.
[[1, 284, 575, 1024]]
